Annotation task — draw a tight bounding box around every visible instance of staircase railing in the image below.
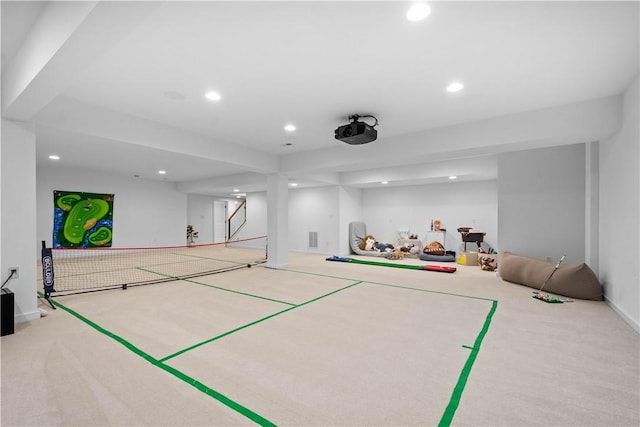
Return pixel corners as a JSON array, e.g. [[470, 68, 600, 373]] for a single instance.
[[227, 199, 247, 240]]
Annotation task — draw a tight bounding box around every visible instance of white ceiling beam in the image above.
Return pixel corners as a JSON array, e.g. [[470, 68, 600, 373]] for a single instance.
[[339, 156, 498, 186], [2, 1, 159, 120], [280, 95, 623, 175], [177, 172, 268, 195], [33, 96, 280, 174]]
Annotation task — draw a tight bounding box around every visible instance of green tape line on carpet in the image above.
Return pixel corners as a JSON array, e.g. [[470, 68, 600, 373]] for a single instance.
[[37, 292, 276, 426], [282, 268, 497, 303], [184, 278, 296, 306], [438, 299, 498, 427], [160, 306, 297, 362], [339, 257, 425, 270], [370, 282, 497, 302], [160, 280, 363, 362], [136, 266, 296, 306]]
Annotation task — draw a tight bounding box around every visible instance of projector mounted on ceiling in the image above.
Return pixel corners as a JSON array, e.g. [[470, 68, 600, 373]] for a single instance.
[[334, 114, 379, 145]]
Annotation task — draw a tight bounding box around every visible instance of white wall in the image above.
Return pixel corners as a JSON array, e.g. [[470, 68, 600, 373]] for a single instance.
[[361, 180, 498, 252], [228, 186, 358, 256], [1, 120, 39, 323], [187, 194, 213, 244], [288, 186, 340, 254], [37, 167, 187, 249], [233, 182, 499, 257], [497, 144, 586, 266], [232, 191, 267, 249], [599, 75, 639, 332]]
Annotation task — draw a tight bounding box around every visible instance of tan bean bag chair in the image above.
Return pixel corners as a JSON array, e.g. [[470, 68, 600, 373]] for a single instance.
[[499, 252, 603, 300]]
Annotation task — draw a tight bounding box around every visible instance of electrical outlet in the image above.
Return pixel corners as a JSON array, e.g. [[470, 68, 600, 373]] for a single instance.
[[8, 267, 19, 279]]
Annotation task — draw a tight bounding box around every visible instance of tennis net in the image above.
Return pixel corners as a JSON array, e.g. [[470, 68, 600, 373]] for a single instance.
[[40, 236, 267, 296]]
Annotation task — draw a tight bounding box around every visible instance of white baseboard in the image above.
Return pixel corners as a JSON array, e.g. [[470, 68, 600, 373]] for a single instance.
[[15, 309, 41, 324], [265, 262, 289, 270], [605, 296, 640, 334]]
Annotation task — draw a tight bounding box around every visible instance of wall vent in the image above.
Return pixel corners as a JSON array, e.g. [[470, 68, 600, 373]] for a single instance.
[[308, 231, 318, 248]]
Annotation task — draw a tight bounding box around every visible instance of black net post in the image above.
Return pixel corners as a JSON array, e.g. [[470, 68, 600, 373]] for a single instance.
[[41, 241, 56, 309]]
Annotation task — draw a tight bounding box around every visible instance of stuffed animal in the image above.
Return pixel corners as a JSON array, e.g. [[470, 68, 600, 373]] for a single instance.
[[479, 256, 497, 271], [423, 241, 445, 256], [399, 243, 421, 256], [387, 248, 404, 260], [359, 235, 376, 251], [375, 242, 395, 252], [360, 235, 394, 252]]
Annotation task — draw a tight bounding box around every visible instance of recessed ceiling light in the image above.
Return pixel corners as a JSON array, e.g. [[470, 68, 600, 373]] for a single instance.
[[48, 155, 60, 160], [407, 3, 431, 22], [289, 182, 298, 187], [158, 170, 166, 175], [449, 175, 457, 180], [446, 82, 464, 93], [233, 189, 240, 192], [381, 181, 389, 185], [284, 124, 296, 132], [204, 91, 221, 101]]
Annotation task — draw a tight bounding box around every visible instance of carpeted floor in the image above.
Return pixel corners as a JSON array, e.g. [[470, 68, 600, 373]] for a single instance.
[[1, 251, 638, 426]]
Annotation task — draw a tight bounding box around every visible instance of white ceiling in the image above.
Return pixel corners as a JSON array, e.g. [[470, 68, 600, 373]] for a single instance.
[[2, 1, 638, 197]]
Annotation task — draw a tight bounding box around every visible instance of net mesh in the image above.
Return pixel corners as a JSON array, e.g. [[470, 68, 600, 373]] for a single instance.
[[40, 237, 267, 295]]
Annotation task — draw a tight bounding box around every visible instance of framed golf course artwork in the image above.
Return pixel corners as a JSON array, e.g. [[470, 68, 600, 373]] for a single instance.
[[53, 190, 114, 248]]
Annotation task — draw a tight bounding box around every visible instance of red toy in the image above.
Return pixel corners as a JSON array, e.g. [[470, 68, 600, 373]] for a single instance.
[[424, 265, 457, 273]]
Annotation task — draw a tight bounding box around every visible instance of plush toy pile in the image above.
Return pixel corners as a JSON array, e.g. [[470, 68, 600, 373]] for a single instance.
[[396, 229, 421, 257], [478, 247, 497, 271], [387, 248, 404, 260], [479, 256, 497, 271], [398, 243, 421, 255], [358, 235, 394, 253]]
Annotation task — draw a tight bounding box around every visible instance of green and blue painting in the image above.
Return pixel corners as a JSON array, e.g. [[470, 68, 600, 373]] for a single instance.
[[53, 191, 114, 248]]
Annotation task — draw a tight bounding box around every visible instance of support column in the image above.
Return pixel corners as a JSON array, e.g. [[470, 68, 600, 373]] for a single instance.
[[266, 173, 289, 269], [1, 120, 39, 323], [585, 141, 599, 274]]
